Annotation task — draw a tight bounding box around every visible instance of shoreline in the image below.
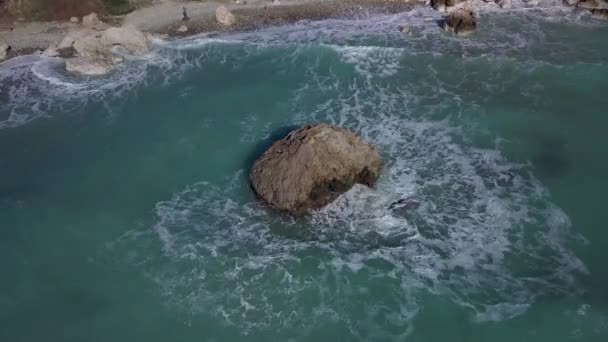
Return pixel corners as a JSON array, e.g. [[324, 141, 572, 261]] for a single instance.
[[1, 0, 607, 64], [0, 0, 422, 61]]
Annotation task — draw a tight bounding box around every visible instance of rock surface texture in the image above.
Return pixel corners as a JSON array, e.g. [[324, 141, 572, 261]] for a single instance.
[[443, 8, 477, 35], [65, 57, 114, 76], [215, 6, 236, 26], [0, 43, 8, 61], [250, 124, 382, 215]]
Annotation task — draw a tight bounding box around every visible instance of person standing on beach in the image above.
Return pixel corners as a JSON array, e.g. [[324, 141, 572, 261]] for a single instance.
[[182, 6, 190, 22]]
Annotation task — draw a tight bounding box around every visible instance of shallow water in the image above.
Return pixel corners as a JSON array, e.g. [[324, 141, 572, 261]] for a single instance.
[[1, 2, 608, 341]]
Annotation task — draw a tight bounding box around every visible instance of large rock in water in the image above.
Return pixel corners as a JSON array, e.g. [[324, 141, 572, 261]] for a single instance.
[[250, 124, 382, 215], [444, 8, 478, 36]]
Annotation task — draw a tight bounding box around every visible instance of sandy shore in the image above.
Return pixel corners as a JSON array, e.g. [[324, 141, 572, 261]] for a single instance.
[[0, 0, 421, 60]]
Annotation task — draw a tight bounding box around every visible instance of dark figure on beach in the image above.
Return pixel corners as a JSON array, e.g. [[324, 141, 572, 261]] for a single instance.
[[182, 6, 190, 22]]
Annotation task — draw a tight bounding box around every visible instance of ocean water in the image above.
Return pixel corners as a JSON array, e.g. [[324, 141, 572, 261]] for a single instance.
[[1, 2, 608, 341]]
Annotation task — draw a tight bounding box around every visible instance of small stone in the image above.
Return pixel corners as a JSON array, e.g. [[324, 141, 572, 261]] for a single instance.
[[398, 25, 413, 36], [177, 25, 188, 33]]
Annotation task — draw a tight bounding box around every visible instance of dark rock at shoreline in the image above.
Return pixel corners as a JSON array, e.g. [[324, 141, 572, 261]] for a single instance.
[[443, 8, 477, 36], [250, 124, 382, 215], [590, 8, 608, 19]]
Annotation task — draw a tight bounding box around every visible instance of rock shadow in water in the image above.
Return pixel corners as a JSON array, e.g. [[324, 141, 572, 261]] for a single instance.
[[533, 136, 571, 179]]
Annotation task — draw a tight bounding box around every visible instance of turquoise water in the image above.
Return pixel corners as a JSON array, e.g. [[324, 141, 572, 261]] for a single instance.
[[1, 3, 608, 341]]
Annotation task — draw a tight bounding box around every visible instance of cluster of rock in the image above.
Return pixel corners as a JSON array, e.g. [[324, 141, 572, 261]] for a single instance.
[[250, 124, 382, 215], [567, 0, 608, 19], [426, 0, 606, 37], [35, 6, 239, 75], [37, 13, 153, 75]]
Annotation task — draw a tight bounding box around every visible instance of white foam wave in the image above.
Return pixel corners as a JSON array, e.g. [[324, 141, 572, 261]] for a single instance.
[[109, 67, 589, 337]]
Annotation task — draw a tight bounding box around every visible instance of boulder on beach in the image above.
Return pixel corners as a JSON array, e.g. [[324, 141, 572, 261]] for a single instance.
[[73, 32, 107, 58], [82, 13, 102, 27], [100, 25, 151, 55], [0, 43, 8, 61], [177, 25, 189, 33], [431, 0, 467, 12], [65, 57, 114, 76], [444, 8, 477, 36], [70, 17, 79, 24], [216, 6, 236, 26], [62, 25, 151, 76], [250, 124, 382, 215]]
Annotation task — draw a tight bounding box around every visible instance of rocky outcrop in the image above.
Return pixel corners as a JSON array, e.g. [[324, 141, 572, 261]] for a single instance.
[[65, 57, 114, 76], [444, 8, 477, 36], [0, 43, 8, 61], [215, 6, 236, 26], [431, 0, 467, 12], [73, 32, 107, 57], [576, 0, 608, 9], [590, 8, 608, 19], [250, 124, 382, 215], [60, 24, 152, 75]]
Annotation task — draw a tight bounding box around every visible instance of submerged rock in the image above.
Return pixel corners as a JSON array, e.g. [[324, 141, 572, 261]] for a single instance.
[[444, 8, 477, 36], [216, 6, 236, 26], [250, 124, 382, 215], [65, 57, 114, 76]]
